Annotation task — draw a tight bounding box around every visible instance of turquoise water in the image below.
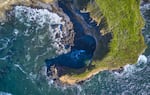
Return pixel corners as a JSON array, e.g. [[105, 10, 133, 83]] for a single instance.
[[0, 4, 150, 95]]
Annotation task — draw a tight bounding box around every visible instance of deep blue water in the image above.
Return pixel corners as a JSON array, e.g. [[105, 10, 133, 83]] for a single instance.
[[0, 3, 150, 95]]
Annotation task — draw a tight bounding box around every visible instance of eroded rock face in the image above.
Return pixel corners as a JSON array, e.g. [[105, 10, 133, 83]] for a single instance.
[[0, 0, 55, 21], [0, 0, 30, 21]]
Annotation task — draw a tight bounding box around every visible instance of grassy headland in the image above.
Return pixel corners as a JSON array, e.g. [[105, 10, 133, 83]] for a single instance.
[[60, 0, 146, 84], [95, 0, 146, 65], [0, 0, 146, 84]]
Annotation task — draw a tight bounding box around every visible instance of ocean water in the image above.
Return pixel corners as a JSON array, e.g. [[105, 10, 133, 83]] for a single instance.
[[0, 4, 150, 95]]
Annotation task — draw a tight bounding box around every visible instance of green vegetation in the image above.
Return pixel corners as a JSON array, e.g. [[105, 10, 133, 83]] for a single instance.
[[86, 1, 104, 24], [95, 0, 146, 64], [61, 0, 146, 82]]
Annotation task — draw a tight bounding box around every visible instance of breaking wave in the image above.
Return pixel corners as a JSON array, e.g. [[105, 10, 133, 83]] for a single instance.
[[13, 6, 72, 55]]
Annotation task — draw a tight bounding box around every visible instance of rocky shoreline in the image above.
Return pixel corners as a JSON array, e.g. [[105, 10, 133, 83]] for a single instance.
[[0, 0, 147, 85], [45, 0, 112, 85], [0, 0, 125, 85]]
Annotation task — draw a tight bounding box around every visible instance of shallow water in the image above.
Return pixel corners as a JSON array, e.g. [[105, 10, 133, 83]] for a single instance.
[[0, 3, 150, 95]]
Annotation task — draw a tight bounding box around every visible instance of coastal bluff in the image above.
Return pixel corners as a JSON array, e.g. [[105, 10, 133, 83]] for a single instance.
[[0, 0, 146, 85]]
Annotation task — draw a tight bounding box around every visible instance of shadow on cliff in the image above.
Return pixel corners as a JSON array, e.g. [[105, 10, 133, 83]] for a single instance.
[[58, 0, 112, 60], [45, 0, 112, 77]]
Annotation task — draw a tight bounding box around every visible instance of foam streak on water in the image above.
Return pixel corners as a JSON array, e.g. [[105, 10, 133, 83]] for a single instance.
[[14, 64, 27, 74]]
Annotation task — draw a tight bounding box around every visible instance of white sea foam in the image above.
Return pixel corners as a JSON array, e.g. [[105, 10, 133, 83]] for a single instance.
[[114, 55, 147, 77], [140, 3, 150, 10], [13, 29, 19, 36], [23, 29, 30, 37], [0, 56, 9, 60], [48, 80, 54, 85], [25, 54, 31, 61], [13, 6, 72, 55], [0, 38, 9, 50], [76, 85, 83, 93], [122, 64, 136, 75], [14, 64, 36, 82], [118, 65, 134, 76], [137, 55, 147, 64], [0, 92, 12, 95], [29, 72, 37, 80], [14, 6, 64, 28], [14, 64, 27, 74]]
